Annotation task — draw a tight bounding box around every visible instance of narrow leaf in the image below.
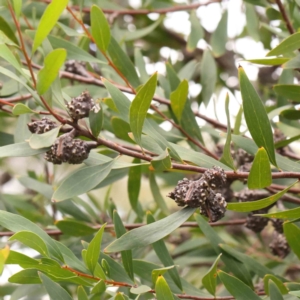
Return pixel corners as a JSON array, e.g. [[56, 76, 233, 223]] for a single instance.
[[77, 286, 89, 300], [9, 231, 49, 257], [91, 5, 111, 52], [202, 254, 222, 296], [220, 94, 235, 169], [187, 11, 204, 51], [0, 246, 9, 275], [245, 4, 260, 41], [0, 16, 19, 45], [260, 206, 300, 219], [247, 57, 289, 65], [150, 149, 172, 171], [269, 281, 284, 300], [12, 103, 35, 115], [227, 181, 297, 212], [129, 73, 157, 147], [127, 158, 141, 211], [32, 0, 69, 53], [170, 79, 188, 121], [55, 219, 97, 237], [218, 271, 261, 300], [113, 211, 134, 280], [264, 275, 288, 295], [248, 147, 272, 189], [284, 222, 300, 259], [105, 207, 196, 253], [39, 272, 73, 300], [91, 280, 106, 294], [147, 212, 182, 290], [267, 32, 300, 56], [89, 104, 103, 137], [155, 275, 174, 300], [53, 160, 114, 201], [238, 66, 277, 167], [86, 225, 106, 274], [211, 10, 228, 57], [29, 126, 61, 149], [37, 49, 67, 95], [274, 85, 300, 102], [9, 269, 40, 284]]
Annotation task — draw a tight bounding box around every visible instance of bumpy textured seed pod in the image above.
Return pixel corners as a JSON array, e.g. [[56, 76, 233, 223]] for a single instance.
[[236, 189, 270, 203], [45, 133, 97, 164], [66, 91, 95, 120], [202, 166, 227, 190], [200, 192, 227, 222], [27, 117, 57, 134], [271, 218, 284, 233], [235, 148, 254, 167], [167, 178, 191, 207], [245, 210, 269, 232], [64, 60, 87, 76], [269, 232, 290, 258]]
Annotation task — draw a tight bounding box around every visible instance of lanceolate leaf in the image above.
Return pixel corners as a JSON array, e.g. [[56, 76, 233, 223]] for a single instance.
[[37, 48, 66, 95], [150, 148, 172, 171], [187, 11, 204, 51], [127, 158, 141, 211], [53, 160, 115, 201], [155, 276, 174, 300], [91, 5, 111, 52], [12, 103, 35, 115], [268, 281, 284, 300], [0, 246, 9, 275], [32, 0, 69, 53], [284, 222, 300, 259], [248, 147, 272, 189], [274, 85, 300, 102], [238, 66, 277, 167], [260, 206, 300, 219], [263, 275, 288, 295], [202, 253, 222, 296], [218, 271, 261, 300], [104, 207, 196, 253], [170, 79, 188, 121], [89, 104, 103, 137], [267, 32, 300, 56], [29, 126, 61, 149], [247, 57, 289, 65], [0, 16, 19, 45], [86, 225, 106, 274], [129, 73, 157, 147], [227, 181, 297, 212]]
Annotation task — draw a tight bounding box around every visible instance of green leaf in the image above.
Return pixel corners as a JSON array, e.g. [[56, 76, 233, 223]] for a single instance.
[[91, 5, 111, 52], [9, 231, 49, 257], [267, 32, 300, 56], [39, 272, 73, 300], [127, 158, 141, 211], [0, 246, 9, 275], [32, 0, 69, 53], [134, 48, 149, 83], [200, 50, 217, 106], [53, 160, 114, 201], [283, 54, 300, 69], [155, 275, 174, 300], [107, 37, 140, 88], [227, 181, 297, 212], [0, 44, 25, 75], [130, 285, 152, 294], [37, 48, 66, 95], [280, 109, 300, 120], [245, 4, 260, 41], [29, 126, 61, 149], [0, 16, 19, 45], [264, 275, 288, 295], [187, 11, 204, 52], [218, 271, 261, 300], [284, 222, 300, 259], [274, 85, 300, 102], [55, 219, 97, 237], [149, 173, 169, 215], [129, 73, 157, 147], [105, 207, 196, 253], [170, 79, 188, 121], [89, 104, 103, 137], [268, 280, 284, 300], [260, 206, 300, 219], [114, 293, 126, 300], [6, 250, 39, 268], [220, 94, 235, 170], [12, 103, 35, 115], [91, 280, 106, 294], [150, 149, 172, 171], [210, 10, 228, 57], [0, 142, 48, 158], [9, 269, 41, 284], [202, 254, 222, 296], [147, 212, 182, 290], [13, 0, 22, 18], [247, 57, 289, 65], [248, 147, 272, 189], [113, 211, 134, 280], [77, 286, 89, 300], [86, 225, 106, 274], [238, 66, 277, 167]]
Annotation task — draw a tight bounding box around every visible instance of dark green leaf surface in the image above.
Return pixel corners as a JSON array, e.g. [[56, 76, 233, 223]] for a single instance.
[[147, 213, 182, 290], [227, 181, 297, 212], [105, 207, 195, 252], [129, 73, 157, 147], [170, 79, 188, 121], [55, 220, 97, 236], [218, 271, 261, 300], [6, 250, 39, 267], [155, 275, 174, 300], [127, 158, 141, 211], [211, 10, 228, 57], [37, 49, 66, 95], [264, 275, 288, 295], [91, 5, 111, 52], [274, 85, 300, 102], [267, 32, 300, 56], [113, 211, 134, 280], [39, 272, 73, 300], [248, 147, 272, 189], [0, 16, 19, 45], [150, 149, 172, 171], [86, 225, 106, 274], [239, 66, 277, 167], [89, 104, 103, 137], [269, 280, 284, 300], [53, 160, 114, 201], [32, 0, 69, 53], [202, 253, 222, 296], [280, 109, 300, 120], [284, 222, 300, 259]]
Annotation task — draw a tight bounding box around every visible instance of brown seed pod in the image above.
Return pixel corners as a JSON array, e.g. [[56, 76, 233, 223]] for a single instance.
[[27, 117, 57, 134]]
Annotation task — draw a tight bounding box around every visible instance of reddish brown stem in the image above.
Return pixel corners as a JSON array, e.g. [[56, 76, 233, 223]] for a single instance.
[[275, 0, 295, 34]]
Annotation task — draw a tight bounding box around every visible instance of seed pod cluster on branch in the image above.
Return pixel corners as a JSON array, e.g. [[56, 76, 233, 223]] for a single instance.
[[27, 117, 58, 134], [167, 166, 227, 222]]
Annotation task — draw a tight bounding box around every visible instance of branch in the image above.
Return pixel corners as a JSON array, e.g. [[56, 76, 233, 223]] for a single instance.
[[275, 0, 295, 34]]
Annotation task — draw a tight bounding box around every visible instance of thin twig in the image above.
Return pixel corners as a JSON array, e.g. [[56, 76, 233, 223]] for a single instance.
[[275, 0, 295, 34]]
